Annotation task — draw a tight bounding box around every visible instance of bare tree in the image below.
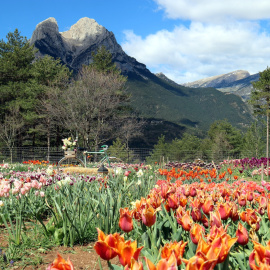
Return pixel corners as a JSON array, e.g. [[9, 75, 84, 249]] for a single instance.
[[118, 116, 145, 150], [0, 107, 24, 162], [45, 66, 128, 150]]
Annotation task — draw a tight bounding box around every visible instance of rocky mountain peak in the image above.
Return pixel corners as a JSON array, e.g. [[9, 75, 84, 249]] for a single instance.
[[61, 17, 106, 43], [30, 17, 150, 77], [37, 17, 58, 28], [30, 17, 59, 42]]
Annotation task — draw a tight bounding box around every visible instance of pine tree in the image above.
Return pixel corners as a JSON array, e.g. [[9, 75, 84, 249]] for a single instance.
[[90, 45, 121, 74], [249, 66, 270, 178]]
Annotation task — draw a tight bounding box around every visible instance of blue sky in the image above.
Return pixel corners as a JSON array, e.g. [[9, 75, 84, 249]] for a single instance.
[[1, 0, 270, 83]]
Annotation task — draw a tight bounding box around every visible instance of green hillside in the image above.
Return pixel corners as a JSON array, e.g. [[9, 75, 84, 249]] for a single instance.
[[126, 71, 253, 135]]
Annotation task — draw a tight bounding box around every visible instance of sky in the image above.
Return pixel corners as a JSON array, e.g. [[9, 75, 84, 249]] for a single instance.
[[1, 0, 270, 84]]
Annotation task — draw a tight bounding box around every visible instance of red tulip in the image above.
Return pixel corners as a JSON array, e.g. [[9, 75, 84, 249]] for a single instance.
[[210, 211, 222, 228], [202, 197, 214, 215], [167, 193, 179, 209], [94, 228, 124, 261], [142, 204, 156, 227], [191, 207, 202, 222], [236, 222, 249, 246], [119, 207, 133, 233], [217, 202, 232, 220]]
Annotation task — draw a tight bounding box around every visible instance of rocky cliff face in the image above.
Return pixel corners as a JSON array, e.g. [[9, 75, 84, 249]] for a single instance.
[[30, 17, 150, 77]]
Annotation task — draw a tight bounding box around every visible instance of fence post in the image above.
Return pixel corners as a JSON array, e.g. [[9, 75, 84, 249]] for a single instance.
[[261, 163, 264, 182]]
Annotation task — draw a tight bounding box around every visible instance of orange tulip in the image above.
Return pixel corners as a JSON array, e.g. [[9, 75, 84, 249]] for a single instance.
[[240, 209, 261, 231], [210, 211, 222, 228], [199, 231, 237, 264], [179, 195, 188, 207], [190, 223, 205, 245], [179, 210, 193, 231], [149, 193, 162, 209], [207, 225, 228, 243], [191, 207, 202, 222], [217, 202, 232, 220], [182, 254, 217, 270], [145, 252, 178, 270], [161, 240, 187, 265], [215, 233, 238, 263], [238, 194, 247, 207], [267, 201, 270, 221], [257, 196, 267, 209], [119, 207, 133, 233], [247, 191, 254, 202], [142, 204, 156, 227], [236, 222, 249, 246], [190, 198, 203, 209], [116, 239, 143, 267], [190, 187, 197, 197], [249, 240, 270, 270], [230, 203, 239, 221], [47, 254, 74, 270], [94, 228, 124, 261], [167, 193, 179, 209], [201, 214, 209, 228], [160, 184, 170, 199], [201, 197, 214, 215], [124, 258, 144, 270]]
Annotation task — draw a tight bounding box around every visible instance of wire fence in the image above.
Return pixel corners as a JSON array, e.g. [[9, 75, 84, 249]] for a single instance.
[[0, 147, 255, 165]]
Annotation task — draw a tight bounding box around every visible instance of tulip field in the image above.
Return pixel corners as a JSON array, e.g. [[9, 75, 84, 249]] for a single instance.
[[1, 158, 270, 269]]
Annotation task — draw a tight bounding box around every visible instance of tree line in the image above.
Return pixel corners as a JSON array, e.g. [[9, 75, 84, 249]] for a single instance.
[[146, 118, 266, 163], [0, 30, 143, 159], [1, 29, 270, 164]]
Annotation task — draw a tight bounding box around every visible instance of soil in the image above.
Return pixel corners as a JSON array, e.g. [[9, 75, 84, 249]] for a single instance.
[[0, 227, 121, 270], [23, 245, 121, 270], [1, 242, 121, 270], [0, 167, 117, 269]]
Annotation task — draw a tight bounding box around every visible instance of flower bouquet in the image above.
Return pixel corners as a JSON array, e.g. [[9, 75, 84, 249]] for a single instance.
[[62, 138, 77, 157]]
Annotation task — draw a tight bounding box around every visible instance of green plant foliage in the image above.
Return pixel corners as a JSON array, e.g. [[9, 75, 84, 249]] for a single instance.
[[126, 73, 253, 135], [108, 138, 136, 163]]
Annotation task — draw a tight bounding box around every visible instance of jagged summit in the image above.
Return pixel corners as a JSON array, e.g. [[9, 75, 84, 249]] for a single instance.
[[30, 17, 149, 76], [36, 17, 58, 28], [61, 17, 106, 43]]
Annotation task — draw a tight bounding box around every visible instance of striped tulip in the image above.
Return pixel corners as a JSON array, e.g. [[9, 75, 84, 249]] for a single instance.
[[46, 254, 74, 270], [161, 240, 187, 265]]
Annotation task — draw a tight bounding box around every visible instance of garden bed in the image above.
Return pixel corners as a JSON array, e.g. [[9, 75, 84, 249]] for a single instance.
[[1, 159, 270, 269]]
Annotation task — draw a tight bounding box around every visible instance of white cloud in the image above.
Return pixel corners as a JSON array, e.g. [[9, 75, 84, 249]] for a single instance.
[[153, 0, 270, 22], [122, 21, 270, 83]]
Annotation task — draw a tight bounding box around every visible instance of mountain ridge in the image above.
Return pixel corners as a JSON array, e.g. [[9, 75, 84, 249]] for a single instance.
[[177, 70, 259, 101], [29, 17, 255, 146]]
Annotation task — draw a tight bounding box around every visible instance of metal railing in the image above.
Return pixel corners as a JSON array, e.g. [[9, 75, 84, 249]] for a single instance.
[[0, 147, 255, 164], [0, 147, 152, 164]]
